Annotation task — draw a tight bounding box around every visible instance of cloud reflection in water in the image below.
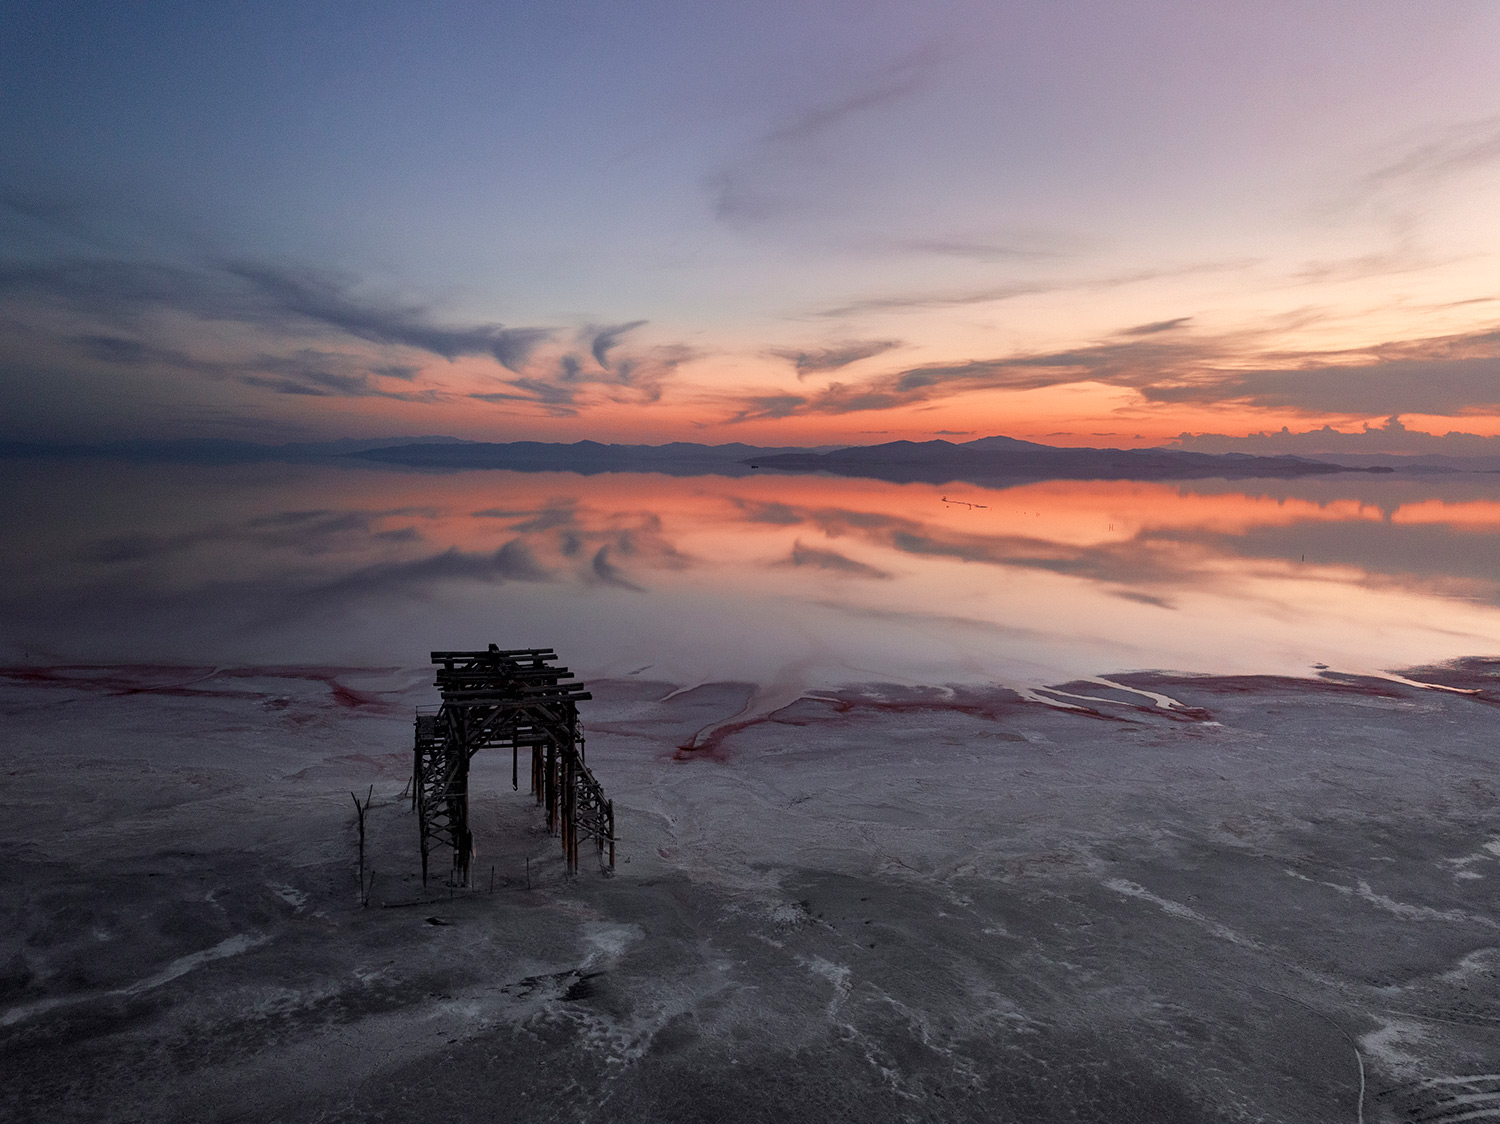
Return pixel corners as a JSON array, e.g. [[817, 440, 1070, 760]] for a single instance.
[[3, 459, 1500, 690]]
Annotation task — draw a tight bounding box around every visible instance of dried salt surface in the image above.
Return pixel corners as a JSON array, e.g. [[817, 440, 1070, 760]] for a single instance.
[[4, 661, 1500, 1123]]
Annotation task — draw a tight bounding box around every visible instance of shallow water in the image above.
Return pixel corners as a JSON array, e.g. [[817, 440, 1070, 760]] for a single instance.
[[4, 456, 1500, 691]]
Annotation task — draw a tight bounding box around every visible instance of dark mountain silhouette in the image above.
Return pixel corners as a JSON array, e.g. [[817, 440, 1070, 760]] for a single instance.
[[2, 433, 1405, 482], [350, 435, 1395, 482], [351, 440, 843, 475], [744, 437, 1394, 484]]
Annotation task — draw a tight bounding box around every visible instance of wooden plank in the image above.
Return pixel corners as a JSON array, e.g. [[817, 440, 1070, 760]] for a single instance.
[[429, 647, 556, 659]]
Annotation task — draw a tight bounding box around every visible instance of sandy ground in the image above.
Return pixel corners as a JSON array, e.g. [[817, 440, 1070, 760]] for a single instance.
[[3, 661, 1500, 1123]]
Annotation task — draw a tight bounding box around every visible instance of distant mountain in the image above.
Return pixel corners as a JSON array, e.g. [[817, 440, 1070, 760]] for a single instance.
[[746, 437, 1395, 484], [351, 440, 847, 475], [956, 434, 1054, 452], [1293, 452, 1500, 474], [349, 435, 1399, 483], [1, 433, 1427, 482]]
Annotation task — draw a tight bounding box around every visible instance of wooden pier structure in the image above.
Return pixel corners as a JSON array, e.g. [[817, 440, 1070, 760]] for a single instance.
[[413, 645, 614, 885]]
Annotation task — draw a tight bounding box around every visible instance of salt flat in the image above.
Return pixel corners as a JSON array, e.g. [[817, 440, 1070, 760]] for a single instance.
[[3, 662, 1499, 1123]]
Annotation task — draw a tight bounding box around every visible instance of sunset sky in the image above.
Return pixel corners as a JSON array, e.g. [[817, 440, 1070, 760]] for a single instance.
[[4, 1, 1500, 451]]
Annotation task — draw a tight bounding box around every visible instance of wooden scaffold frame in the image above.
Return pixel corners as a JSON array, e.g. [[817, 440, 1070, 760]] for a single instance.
[[412, 645, 614, 885]]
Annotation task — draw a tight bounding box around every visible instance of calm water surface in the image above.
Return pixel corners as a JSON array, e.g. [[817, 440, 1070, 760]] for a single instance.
[[4, 457, 1500, 694]]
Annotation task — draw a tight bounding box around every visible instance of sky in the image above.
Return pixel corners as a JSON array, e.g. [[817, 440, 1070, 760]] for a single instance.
[[3, 0, 1500, 451]]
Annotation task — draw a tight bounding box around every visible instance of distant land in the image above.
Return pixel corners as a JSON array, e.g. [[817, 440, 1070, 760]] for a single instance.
[[351, 439, 844, 476], [738, 435, 1399, 484], [8, 433, 1497, 482], [1290, 452, 1500, 473], [350, 434, 1396, 483]]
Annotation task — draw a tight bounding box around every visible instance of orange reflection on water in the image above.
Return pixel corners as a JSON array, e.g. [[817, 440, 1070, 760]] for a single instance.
[[326, 472, 1403, 561], [1387, 498, 1500, 531], [6, 458, 1500, 686]]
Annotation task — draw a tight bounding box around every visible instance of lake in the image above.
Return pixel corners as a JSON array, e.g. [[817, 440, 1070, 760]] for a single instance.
[[4, 456, 1500, 697]]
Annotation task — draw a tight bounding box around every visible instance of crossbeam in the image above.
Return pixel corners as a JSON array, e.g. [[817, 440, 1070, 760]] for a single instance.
[[413, 644, 613, 885]]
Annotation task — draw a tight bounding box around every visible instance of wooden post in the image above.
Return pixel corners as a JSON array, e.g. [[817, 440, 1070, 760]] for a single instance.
[[351, 785, 372, 906], [564, 749, 578, 872], [545, 742, 557, 832]]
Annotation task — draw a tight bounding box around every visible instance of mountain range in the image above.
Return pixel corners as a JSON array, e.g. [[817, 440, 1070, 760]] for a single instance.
[[9, 434, 1482, 482], [738, 436, 1395, 483], [351, 434, 1394, 483]]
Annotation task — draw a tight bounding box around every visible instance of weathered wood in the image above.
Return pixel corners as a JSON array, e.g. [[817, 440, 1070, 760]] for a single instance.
[[430, 647, 555, 659], [413, 643, 613, 883], [351, 785, 372, 907]]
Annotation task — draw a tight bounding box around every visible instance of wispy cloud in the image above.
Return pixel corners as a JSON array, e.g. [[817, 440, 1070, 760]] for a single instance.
[[71, 332, 446, 401], [1171, 415, 1500, 457], [726, 334, 1217, 421], [468, 340, 694, 417], [709, 48, 942, 226], [766, 339, 901, 377], [1145, 354, 1500, 416], [845, 231, 1081, 262], [818, 280, 1044, 319], [223, 262, 552, 370], [1120, 317, 1192, 336], [471, 373, 582, 415], [72, 334, 198, 367], [239, 353, 446, 401], [764, 59, 933, 148], [0, 246, 691, 421], [817, 260, 1253, 319], [886, 238, 1057, 261], [0, 256, 556, 371], [0, 258, 232, 323], [584, 320, 648, 368], [0, 188, 97, 240], [724, 319, 1500, 422], [0, 257, 560, 379], [1360, 115, 1500, 196]]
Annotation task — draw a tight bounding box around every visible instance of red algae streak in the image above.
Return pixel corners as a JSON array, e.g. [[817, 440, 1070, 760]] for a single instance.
[[0, 664, 403, 712], [215, 666, 401, 711], [674, 719, 757, 762], [0, 664, 257, 699], [1127, 671, 1409, 701], [672, 684, 1124, 761], [824, 685, 1139, 724], [662, 666, 1499, 764], [1039, 681, 1214, 722]]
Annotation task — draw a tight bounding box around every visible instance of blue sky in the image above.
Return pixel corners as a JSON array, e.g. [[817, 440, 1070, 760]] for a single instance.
[[4, 0, 1500, 448]]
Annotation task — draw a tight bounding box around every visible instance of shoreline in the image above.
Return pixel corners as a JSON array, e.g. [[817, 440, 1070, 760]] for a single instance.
[[3, 661, 1500, 1121]]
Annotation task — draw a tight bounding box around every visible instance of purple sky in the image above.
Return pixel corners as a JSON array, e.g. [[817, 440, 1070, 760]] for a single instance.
[[3, 1, 1500, 450]]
